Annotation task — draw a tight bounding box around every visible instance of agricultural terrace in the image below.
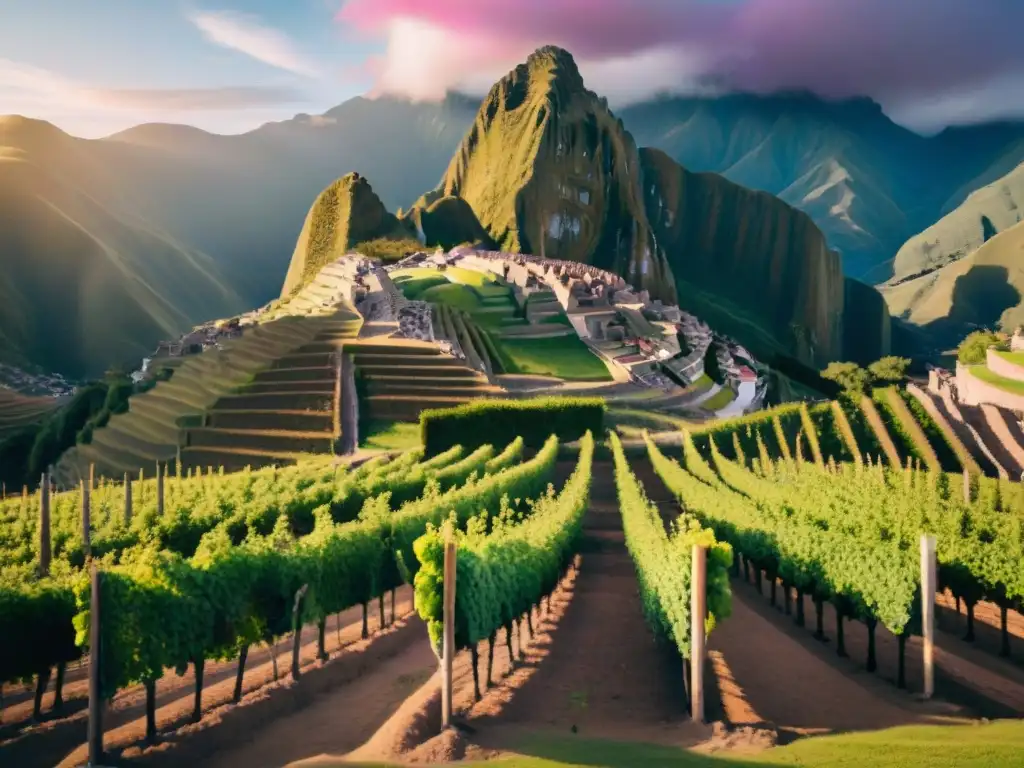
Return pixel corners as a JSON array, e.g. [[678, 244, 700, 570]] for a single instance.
[[0, 389, 61, 440], [391, 266, 613, 382], [3, 396, 1024, 768]]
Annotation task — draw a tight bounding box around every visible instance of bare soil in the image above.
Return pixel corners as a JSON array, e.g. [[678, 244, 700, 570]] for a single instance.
[[936, 589, 1024, 670], [1, 589, 413, 768]]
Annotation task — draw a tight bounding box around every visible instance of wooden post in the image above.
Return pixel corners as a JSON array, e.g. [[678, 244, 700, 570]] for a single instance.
[[87, 564, 103, 765], [333, 350, 342, 443], [89, 463, 95, 491], [441, 530, 457, 730], [81, 479, 91, 559], [39, 471, 51, 577], [691, 545, 707, 723], [962, 468, 971, 504], [124, 472, 133, 526], [291, 585, 310, 679], [920, 534, 936, 699], [156, 463, 164, 518]]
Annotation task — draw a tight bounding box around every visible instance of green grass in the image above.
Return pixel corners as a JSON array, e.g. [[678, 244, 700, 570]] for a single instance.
[[492, 335, 613, 381], [421, 283, 484, 314], [701, 386, 737, 412], [968, 364, 1024, 395], [359, 420, 422, 451], [344, 721, 1024, 768], [443, 265, 506, 289], [391, 274, 450, 300], [607, 408, 696, 432]]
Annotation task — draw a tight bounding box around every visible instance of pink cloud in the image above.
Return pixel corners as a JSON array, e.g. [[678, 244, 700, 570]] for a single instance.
[[337, 0, 1024, 127]]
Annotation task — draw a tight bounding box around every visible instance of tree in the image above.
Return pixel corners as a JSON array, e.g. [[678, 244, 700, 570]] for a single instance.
[[867, 356, 910, 384], [821, 362, 871, 396], [957, 331, 1003, 365]]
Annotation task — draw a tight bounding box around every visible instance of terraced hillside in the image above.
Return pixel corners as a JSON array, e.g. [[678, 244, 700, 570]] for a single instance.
[[54, 310, 362, 485], [0, 388, 61, 439], [349, 339, 502, 423]]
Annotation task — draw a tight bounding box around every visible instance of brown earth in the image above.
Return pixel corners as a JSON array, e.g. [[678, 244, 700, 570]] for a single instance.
[[1, 589, 412, 768]]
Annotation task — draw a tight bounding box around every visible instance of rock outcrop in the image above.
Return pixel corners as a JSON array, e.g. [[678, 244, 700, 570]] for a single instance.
[[281, 172, 414, 297], [432, 47, 888, 366]]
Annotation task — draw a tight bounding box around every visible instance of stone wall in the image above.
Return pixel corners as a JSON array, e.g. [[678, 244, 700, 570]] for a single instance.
[[956, 362, 1024, 411], [986, 348, 1024, 383]]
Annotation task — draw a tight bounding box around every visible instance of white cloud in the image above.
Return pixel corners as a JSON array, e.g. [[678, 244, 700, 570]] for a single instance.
[[367, 17, 717, 108], [0, 57, 308, 137], [370, 18, 517, 101], [884, 70, 1024, 133], [188, 10, 320, 78]]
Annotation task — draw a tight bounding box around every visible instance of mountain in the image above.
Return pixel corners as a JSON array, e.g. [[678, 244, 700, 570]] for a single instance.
[[883, 219, 1024, 346], [281, 172, 415, 296], [618, 95, 1024, 285], [0, 97, 478, 376], [283, 47, 890, 369], [882, 160, 1024, 347], [0, 117, 246, 378], [7, 53, 1023, 376], [889, 160, 1024, 282]]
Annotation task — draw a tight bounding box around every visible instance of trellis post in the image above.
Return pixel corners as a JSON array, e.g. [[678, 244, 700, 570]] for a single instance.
[[441, 528, 457, 730], [690, 544, 707, 723], [920, 534, 936, 699]]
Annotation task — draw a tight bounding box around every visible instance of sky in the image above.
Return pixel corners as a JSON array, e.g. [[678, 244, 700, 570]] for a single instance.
[[2, 0, 1024, 138]]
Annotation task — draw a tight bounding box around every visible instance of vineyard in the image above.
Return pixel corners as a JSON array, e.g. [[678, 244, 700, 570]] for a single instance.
[[3, 389, 1024, 766]]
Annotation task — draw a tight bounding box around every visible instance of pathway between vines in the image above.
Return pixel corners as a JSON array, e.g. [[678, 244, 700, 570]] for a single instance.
[[468, 463, 696, 745]]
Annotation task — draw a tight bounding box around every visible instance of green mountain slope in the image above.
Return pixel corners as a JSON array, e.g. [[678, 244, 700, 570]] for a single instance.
[[889, 160, 1024, 282], [287, 47, 890, 369], [882, 218, 1024, 347], [0, 117, 245, 378], [281, 172, 415, 296]]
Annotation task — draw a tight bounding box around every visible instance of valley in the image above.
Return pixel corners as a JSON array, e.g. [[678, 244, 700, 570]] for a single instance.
[[1, 26, 1024, 768]]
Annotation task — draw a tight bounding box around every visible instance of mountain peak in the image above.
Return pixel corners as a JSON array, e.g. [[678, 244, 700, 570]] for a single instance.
[[0, 115, 71, 150], [495, 45, 589, 104]]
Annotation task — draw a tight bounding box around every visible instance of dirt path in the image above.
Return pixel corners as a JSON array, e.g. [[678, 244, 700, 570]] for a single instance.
[[709, 586, 929, 737], [2, 589, 412, 768], [936, 590, 1024, 672], [196, 628, 437, 768], [467, 465, 696, 745]]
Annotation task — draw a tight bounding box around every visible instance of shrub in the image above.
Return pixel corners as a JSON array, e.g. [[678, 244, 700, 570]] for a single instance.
[[354, 237, 426, 265], [420, 397, 605, 455], [957, 330, 1005, 365], [821, 361, 871, 395], [867, 356, 910, 384]]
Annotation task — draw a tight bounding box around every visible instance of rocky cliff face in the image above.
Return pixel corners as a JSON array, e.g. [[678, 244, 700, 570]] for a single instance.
[[639, 147, 847, 367], [281, 172, 413, 296]]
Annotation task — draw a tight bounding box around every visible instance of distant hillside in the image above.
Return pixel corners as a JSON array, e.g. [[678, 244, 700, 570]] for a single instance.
[[0, 117, 245, 378], [883, 218, 1024, 348], [889, 161, 1024, 282], [0, 97, 478, 375]]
